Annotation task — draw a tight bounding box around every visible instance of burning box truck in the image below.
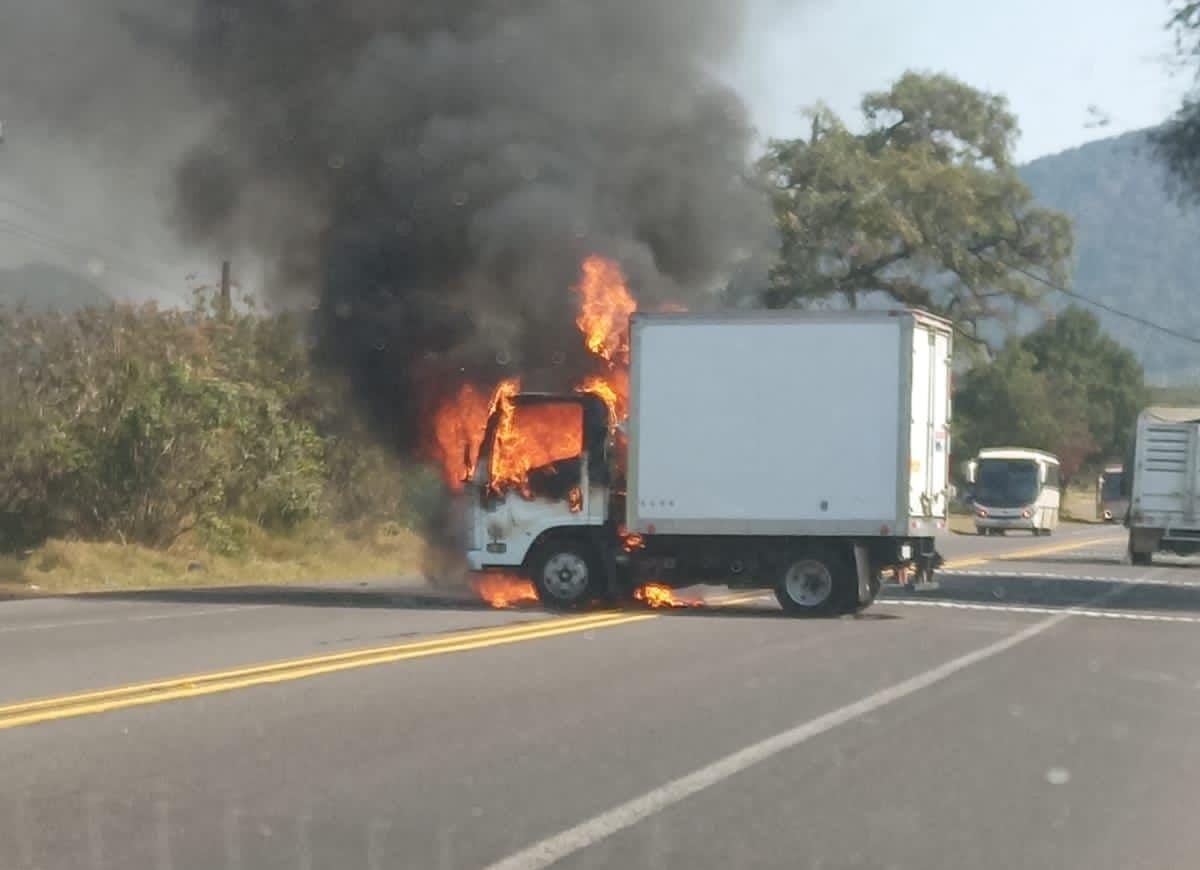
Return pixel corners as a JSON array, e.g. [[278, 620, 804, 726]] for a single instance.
[[451, 309, 952, 615]]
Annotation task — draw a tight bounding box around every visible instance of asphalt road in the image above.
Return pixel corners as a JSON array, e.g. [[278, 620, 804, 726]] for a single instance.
[[5, 522, 1200, 869]]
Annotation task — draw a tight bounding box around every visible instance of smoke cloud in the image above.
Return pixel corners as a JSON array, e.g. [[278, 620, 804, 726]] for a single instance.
[[1, 0, 767, 451]]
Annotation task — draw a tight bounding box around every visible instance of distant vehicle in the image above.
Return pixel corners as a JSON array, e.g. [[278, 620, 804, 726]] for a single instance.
[[967, 448, 1061, 536], [458, 310, 952, 615], [1127, 407, 1200, 565], [1096, 463, 1127, 522]]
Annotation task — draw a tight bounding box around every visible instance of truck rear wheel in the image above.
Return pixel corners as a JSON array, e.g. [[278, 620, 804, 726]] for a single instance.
[[1130, 548, 1153, 567], [774, 548, 853, 617], [529, 540, 601, 611]]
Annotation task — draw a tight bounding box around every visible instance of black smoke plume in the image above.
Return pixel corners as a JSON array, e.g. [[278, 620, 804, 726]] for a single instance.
[[2, 0, 764, 452]]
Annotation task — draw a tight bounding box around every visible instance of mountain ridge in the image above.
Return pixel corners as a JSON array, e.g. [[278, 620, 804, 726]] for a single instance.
[[1019, 129, 1200, 384]]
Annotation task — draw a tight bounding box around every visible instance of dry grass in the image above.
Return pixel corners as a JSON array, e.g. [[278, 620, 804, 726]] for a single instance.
[[1061, 486, 1100, 524], [947, 514, 977, 535], [0, 521, 424, 595]]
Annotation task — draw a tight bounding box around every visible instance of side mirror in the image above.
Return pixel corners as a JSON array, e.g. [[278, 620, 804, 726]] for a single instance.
[[964, 460, 977, 484]]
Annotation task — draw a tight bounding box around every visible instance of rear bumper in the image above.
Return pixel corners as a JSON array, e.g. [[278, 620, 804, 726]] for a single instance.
[[974, 516, 1035, 531]]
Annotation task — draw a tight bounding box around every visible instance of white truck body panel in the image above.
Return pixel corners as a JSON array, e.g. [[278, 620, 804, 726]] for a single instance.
[[627, 310, 952, 537], [1131, 407, 1200, 533], [909, 323, 952, 519]]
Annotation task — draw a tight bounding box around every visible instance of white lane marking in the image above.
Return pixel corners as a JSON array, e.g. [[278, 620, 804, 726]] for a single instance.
[[483, 609, 1071, 870], [0, 605, 277, 634], [882, 599, 1200, 624], [943, 569, 1200, 586]]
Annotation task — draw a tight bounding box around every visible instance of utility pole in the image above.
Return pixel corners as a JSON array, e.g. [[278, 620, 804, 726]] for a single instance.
[[219, 259, 231, 319]]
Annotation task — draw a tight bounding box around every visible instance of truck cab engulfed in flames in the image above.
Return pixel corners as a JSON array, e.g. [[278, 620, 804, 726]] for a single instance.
[[462, 392, 615, 576]]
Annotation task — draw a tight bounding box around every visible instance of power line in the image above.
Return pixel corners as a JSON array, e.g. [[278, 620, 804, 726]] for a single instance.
[[997, 259, 1200, 348], [0, 188, 152, 257], [0, 219, 173, 288]]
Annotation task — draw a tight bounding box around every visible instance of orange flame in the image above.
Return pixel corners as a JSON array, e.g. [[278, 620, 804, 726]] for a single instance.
[[575, 255, 638, 366], [620, 530, 645, 552], [577, 370, 630, 423], [430, 383, 493, 489], [634, 582, 703, 609], [427, 255, 669, 497], [473, 574, 539, 608], [489, 386, 584, 495]]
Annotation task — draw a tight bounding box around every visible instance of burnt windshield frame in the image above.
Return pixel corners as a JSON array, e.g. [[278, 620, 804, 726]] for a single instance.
[[473, 393, 611, 490]]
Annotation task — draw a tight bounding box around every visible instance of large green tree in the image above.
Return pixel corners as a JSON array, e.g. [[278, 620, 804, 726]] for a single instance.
[[1021, 307, 1147, 461], [955, 345, 1092, 480], [954, 307, 1147, 483], [758, 72, 1073, 341]]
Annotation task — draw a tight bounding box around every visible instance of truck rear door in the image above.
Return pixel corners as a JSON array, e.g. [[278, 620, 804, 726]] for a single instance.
[[1137, 420, 1200, 526], [908, 320, 951, 520]]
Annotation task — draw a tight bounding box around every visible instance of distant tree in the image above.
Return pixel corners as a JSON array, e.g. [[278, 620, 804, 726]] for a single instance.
[[1020, 307, 1147, 461], [955, 345, 1094, 484], [758, 72, 1073, 341], [955, 307, 1148, 484], [1152, 2, 1200, 196]]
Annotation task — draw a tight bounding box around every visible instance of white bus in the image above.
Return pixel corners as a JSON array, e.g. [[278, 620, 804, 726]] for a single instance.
[[967, 448, 1061, 536]]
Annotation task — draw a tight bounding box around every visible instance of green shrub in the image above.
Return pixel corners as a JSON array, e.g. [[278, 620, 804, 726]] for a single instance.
[[0, 291, 425, 554]]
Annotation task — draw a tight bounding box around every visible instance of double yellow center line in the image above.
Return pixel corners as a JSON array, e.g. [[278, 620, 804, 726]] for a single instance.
[[0, 533, 1124, 732], [941, 534, 1121, 571], [0, 610, 654, 731]]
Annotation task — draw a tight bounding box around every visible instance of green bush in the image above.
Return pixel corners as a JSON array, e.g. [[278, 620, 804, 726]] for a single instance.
[[0, 293, 425, 553]]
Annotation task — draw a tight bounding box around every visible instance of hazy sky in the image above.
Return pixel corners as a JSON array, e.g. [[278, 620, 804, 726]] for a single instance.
[[732, 0, 1191, 161], [1, 0, 1192, 295]]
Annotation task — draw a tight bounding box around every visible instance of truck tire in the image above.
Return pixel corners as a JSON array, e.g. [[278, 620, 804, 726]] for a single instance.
[[529, 540, 602, 611], [1130, 548, 1153, 567], [773, 548, 853, 617]]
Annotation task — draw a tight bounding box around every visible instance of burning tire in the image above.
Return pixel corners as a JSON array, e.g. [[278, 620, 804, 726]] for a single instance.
[[773, 548, 853, 617], [529, 539, 602, 610]]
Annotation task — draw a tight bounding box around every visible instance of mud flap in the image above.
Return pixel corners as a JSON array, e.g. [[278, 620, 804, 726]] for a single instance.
[[596, 528, 622, 600], [853, 543, 872, 605], [906, 548, 943, 592]]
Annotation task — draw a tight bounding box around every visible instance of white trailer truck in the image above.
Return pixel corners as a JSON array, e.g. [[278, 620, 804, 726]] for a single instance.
[[460, 309, 952, 615], [1127, 406, 1200, 565]]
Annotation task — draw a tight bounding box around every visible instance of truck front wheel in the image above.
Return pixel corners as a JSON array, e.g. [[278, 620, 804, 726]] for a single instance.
[[774, 548, 852, 617], [529, 540, 602, 611]]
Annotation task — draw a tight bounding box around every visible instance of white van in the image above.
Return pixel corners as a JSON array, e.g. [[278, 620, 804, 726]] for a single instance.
[[968, 448, 1061, 536]]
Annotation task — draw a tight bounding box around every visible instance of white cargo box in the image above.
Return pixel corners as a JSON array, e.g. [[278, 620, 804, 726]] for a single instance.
[[626, 309, 952, 537], [1131, 406, 1200, 532]]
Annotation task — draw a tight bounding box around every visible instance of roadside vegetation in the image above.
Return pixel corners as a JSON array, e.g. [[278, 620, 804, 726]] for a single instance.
[[0, 290, 439, 593]]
